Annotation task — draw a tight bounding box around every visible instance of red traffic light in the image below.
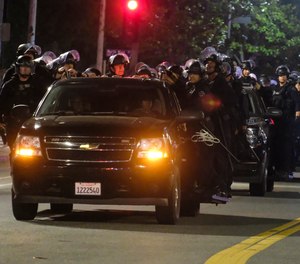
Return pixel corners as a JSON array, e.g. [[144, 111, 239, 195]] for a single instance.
[[127, 0, 138, 11]]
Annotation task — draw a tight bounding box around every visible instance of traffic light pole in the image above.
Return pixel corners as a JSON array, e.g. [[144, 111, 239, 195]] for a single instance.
[[96, 0, 106, 72]]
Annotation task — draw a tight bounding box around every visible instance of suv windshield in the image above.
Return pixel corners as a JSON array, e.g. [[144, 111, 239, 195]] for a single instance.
[[37, 83, 168, 119]]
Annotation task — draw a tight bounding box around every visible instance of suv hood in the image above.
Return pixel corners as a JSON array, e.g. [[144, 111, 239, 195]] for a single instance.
[[22, 115, 170, 138]]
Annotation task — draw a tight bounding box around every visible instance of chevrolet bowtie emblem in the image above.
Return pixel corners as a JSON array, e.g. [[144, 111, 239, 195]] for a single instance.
[[79, 144, 99, 150]]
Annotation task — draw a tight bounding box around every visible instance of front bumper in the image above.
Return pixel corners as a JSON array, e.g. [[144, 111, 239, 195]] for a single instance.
[[11, 156, 173, 206]]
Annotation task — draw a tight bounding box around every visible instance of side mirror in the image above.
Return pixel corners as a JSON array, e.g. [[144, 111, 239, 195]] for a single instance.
[[171, 110, 204, 127], [265, 107, 282, 118]]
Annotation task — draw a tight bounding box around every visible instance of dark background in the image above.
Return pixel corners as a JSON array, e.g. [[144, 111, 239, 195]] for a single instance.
[[1, 0, 300, 74]]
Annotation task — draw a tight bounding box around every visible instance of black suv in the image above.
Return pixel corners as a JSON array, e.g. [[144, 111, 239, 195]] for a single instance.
[[10, 77, 205, 224], [233, 88, 281, 196]]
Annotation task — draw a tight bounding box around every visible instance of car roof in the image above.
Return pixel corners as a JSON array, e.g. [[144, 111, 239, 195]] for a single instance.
[[52, 77, 164, 89]]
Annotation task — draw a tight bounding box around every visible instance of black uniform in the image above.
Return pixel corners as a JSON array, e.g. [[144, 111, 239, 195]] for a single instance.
[[181, 79, 217, 196], [0, 74, 46, 147], [271, 82, 296, 176], [206, 73, 238, 193], [1, 63, 53, 90]]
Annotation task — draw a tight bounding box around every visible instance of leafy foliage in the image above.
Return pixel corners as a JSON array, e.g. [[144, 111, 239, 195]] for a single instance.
[[1, 0, 300, 72]]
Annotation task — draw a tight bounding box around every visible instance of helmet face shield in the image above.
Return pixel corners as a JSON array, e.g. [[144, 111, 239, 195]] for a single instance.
[[43, 51, 57, 60], [16, 55, 34, 67], [200, 46, 218, 62], [46, 50, 80, 70], [221, 62, 232, 77], [34, 51, 57, 65], [24, 44, 42, 58]]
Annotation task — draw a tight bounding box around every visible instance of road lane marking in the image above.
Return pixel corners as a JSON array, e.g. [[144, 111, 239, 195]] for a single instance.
[[0, 183, 11, 189], [0, 176, 10, 180], [205, 217, 300, 264]]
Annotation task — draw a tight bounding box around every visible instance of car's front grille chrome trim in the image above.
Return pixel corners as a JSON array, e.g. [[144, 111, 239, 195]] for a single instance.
[[45, 136, 136, 163]]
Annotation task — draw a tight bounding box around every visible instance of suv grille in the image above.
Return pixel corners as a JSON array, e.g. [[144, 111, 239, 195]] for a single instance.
[[44, 136, 136, 163]]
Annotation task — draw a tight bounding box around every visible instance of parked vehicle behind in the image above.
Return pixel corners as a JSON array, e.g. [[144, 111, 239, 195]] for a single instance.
[[233, 88, 282, 196]]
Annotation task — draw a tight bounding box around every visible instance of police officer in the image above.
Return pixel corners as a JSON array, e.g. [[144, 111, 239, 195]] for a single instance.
[[271, 65, 296, 180], [240, 60, 260, 90], [258, 74, 274, 107], [221, 58, 249, 161], [52, 50, 81, 80], [203, 53, 238, 199], [0, 55, 46, 148], [159, 64, 185, 108], [293, 76, 300, 167], [107, 53, 130, 77], [1, 43, 37, 86]]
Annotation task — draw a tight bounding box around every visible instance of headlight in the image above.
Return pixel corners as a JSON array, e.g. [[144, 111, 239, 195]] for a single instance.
[[15, 135, 42, 157], [137, 138, 168, 160]]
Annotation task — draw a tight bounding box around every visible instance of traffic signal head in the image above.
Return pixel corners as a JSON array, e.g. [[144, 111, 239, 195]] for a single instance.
[[127, 0, 138, 11]]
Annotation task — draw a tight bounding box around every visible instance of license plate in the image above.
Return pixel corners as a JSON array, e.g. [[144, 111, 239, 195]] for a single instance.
[[75, 182, 101, 196]]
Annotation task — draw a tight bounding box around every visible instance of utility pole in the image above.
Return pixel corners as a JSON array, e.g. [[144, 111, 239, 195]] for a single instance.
[[96, 0, 106, 72], [28, 0, 37, 44], [227, 2, 232, 40], [0, 0, 4, 61]]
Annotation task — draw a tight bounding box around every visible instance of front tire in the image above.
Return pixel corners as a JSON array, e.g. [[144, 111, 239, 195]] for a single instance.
[[250, 152, 268, 196], [12, 189, 38, 220], [155, 166, 181, 225]]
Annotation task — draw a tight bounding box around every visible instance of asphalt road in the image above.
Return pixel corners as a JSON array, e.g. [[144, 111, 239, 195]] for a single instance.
[[0, 145, 300, 264]]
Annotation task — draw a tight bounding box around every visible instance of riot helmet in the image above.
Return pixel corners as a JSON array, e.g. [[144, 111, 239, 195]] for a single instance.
[[199, 46, 218, 62], [34, 51, 57, 66], [15, 55, 34, 77], [168, 65, 183, 77], [108, 53, 130, 77], [204, 54, 222, 73], [156, 61, 171, 79], [24, 44, 42, 59], [109, 53, 130, 68], [241, 60, 252, 70], [186, 60, 205, 75], [275, 65, 290, 77], [46, 50, 80, 70], [157, 61, 170, 70], [16, 43, 31, 57], [149, 68, 158, 79], [136, 65, 152, 78], [234, 66, 242, 79], [289, 71, 300, 84], [83, 67, 102, 77], [259, 74, 271, 87], [221, 61, 232, 77]]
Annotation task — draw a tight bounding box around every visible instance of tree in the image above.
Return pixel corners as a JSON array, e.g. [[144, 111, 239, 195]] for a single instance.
[[228, 0, 300, 71], [2, 0, 300, 73]]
